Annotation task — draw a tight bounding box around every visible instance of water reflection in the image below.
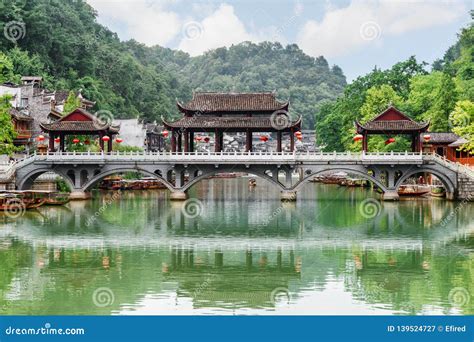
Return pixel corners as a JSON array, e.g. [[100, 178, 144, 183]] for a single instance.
[[0, 179, 472, 315]]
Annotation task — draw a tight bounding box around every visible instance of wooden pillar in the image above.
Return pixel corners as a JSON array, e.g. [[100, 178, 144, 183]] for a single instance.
[[290, 129, 295, 152], [277, 131, 282, 152], [171, 130, 176, 152], [99, 132, 104, 152], [108, 135, 113, 152], [219, 131, 224, 152], [60, 133, 65, 152], [184, 131, 189, 152], [177, 132, 182, 152], [362, 132, 368, 152], [214, 129, 221, 152], [48, 132, 55, 151], [246, 129, 252, 152], [189, 132, 194, 152]]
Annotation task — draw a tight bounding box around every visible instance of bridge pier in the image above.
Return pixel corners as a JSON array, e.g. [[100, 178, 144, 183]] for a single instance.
[[382, 190, 399, 201], [69, 191, 91, 200], [446, 192, 455, 201], [280, 190, 297, 201], [170, 191, 188, 201]]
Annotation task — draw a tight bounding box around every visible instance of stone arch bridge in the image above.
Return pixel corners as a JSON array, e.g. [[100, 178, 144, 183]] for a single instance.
[[5, 151, 472, 201]]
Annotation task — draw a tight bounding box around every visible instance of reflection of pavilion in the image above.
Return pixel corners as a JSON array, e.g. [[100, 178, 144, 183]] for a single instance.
[[163, 248, 301, 309]]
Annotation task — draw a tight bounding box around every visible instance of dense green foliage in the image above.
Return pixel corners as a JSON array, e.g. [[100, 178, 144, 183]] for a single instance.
[[317, 13, 474, 152], [0, 95, 18, 155], [0, 0, 345, 129]]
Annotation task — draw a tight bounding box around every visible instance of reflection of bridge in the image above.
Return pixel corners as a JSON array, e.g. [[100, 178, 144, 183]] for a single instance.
[[4, 151, 472, 200]]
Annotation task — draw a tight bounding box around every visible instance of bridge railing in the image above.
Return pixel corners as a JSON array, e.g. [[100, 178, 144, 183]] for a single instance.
[[15, 150, 426, 163], [427, 152, 474, 179]]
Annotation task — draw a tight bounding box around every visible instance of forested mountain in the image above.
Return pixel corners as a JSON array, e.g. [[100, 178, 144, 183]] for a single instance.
[[316, 12, 473, 153], [0, 0, 346, 128]]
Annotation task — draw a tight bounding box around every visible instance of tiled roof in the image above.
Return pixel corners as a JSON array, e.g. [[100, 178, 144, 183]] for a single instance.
[[422, 132, 459, 144], [358, 120, 429, 131], [163, 115, 301, 130], [178, 92, 288, 113], [9, 108, 33, 121], [40, 108, 119, 133]]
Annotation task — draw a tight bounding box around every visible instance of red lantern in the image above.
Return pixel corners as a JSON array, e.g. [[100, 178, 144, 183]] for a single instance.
[[54, 137, 60, 143], [84, 139, 90, 145], [353, 134, 363, 142], [116, 137, 123, 143], [423, 134, 431, 142], [72, 138, 80, 144], [385, 137, 396, 145], [296, 135, 303, 141], [195, 136, 202, 141], [294, 131, 302, 136], [161, 130, 169, 138], [37, 135, 45, 142], [259, 135, 269, 142], [204, 137, 210, 143], [102, 136, 110, 142]]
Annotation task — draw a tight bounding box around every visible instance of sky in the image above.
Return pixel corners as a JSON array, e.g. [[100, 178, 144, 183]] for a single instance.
[[86, 0, 472, 81]]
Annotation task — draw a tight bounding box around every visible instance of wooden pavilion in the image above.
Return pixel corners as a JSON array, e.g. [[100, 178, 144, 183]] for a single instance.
[[163, 92, 301, 152], [355, 106, 429, 152], [40, 108, 119, 152]]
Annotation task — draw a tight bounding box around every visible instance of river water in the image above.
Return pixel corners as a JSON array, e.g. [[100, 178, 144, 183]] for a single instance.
[[0, 178, 472, 315]]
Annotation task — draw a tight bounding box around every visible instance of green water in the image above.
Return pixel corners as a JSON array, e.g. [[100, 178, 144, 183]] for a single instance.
[[0, 178, 472, 315]]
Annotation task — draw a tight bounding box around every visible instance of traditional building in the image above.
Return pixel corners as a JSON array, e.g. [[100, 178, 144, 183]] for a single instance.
[[9, 108, 33, 150], [0, 77, 96, 151], [163, 92, 301, 152], [355, 106, 429, 152], [40, 108, 119, 152], [422, 132, 473, 166]]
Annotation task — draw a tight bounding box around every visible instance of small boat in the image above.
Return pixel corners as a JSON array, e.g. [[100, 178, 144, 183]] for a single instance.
[[207, 173, 238, 179], [99, 176, 123, 190], [398, 185, 430, 197], [430, 186, 446, 198], [0, 192, 44, 211]]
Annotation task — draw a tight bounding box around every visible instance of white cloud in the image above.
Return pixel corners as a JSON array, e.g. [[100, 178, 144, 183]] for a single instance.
[[297, 0, 466, 58], [86, 0, 181, 46], [177, 4, 256, 56]]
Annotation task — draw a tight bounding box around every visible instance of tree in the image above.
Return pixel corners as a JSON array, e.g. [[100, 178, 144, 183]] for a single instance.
[[425, 73, 457, 132], [0, 95, 18, 155], [0, 52, 14, 84], [63, 91, 81, 114], [360, 85, 403, 123], [449, 100, 474, 153]]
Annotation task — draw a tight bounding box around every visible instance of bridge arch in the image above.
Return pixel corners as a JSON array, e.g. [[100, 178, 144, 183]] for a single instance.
[[82, 167, 175, 192], [292, 167, 388, 193], [394, 167, 456, 194], [17, 168, 75, 191], [180, 168, 287, 192]]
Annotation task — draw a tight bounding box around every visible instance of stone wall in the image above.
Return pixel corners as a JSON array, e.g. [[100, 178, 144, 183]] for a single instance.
[[457, 174, 474, 201]]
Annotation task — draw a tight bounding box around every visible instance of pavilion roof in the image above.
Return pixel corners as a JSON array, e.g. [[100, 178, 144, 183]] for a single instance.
[[355, 106, 429, 133], [177, 92, 289, 114], [163, 115, 301, 131], [40, 108, 119, 134]]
